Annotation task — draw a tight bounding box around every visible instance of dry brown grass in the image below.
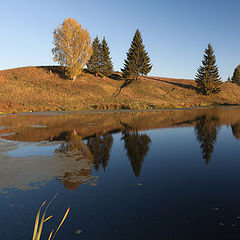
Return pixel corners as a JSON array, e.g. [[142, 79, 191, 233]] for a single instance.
[[0, 66, 240, 113]]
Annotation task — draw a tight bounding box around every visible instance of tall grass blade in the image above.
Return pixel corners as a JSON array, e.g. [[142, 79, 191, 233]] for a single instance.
[[32, 193, 69, 240], [48, 230, 54, 240], [35, 212, 46, 240], [32, 201, 46, 240], [44, 215, 53, 223], [51, 207, 70, 240]]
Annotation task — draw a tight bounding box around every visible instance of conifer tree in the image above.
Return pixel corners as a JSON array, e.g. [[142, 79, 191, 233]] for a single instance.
[[87, 36, 101, 76], [195, 43, 222, 95], [231, 64, 240, 85], [100, 37, 113, 77], [121, 29, 152, 80]]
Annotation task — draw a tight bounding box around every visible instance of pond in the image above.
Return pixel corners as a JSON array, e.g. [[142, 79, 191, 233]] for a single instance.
[[1, 107, 240, 239]]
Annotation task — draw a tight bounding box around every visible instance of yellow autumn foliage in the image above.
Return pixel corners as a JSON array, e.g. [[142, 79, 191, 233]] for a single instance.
[[52, 18, 92, 81]]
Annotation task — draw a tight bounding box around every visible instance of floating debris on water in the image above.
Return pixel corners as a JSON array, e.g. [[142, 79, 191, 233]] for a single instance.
[[76, 229, 82, 234]]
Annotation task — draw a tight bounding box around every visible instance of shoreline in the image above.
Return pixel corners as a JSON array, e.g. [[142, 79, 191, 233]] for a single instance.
[[1, 104, 240, 117]]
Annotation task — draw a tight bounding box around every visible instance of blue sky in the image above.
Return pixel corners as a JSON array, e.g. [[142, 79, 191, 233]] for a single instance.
[[1, 0, 239, 80]]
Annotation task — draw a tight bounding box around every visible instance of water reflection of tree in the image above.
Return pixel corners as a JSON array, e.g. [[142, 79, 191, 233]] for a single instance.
[[121, 121, 151, 177], [55, 130, 93, 160], [231, 122, 240, 140], [55, 130, 95, 190], [194, 115, 220, 165], [87, 133, 113, 171]]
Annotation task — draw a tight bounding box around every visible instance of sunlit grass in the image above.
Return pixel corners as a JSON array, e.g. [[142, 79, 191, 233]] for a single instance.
[[1, 66, 240, 114], [32, 194, 70, 240]]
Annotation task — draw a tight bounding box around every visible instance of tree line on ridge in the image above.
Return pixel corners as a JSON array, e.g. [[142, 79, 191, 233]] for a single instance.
[[52, 18, 240, 96]]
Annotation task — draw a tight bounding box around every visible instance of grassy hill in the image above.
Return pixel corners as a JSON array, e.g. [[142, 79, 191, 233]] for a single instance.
[[0, 66, 240, 113]]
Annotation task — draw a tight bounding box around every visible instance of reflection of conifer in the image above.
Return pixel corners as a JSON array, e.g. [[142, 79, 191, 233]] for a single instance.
[[122, 131, 151, 177], [194, 115, 220, 164], [87, 133, 113, 171], [231, 122, 240, 140]]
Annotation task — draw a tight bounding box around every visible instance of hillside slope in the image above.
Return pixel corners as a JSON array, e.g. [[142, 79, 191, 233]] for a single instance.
[[0, 66, 239, 113]]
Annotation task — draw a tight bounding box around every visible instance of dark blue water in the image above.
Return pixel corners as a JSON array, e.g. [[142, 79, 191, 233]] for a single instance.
[[1, 108, 240, 239]]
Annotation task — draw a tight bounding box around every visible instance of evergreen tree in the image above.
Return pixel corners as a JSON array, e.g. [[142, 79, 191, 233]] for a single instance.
[[231, 64, 240, 85], [121, 29, 152, 80], [100, 37, 113, 77], [227, 76, 231, 82], [87, 36, 101, 76], [195, 43, 222, 95]]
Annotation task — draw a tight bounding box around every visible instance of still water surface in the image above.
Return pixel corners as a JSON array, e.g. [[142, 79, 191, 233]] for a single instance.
[[1, 107, 240, 239]]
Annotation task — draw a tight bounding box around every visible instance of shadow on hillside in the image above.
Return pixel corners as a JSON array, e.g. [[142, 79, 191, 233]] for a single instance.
[[38, 66, 67, 79], [148, 77, 197, 91], [114, 79, 134, 97], [109, 72, 122, 81], [212, 103, 240, 107], [82, 70, 122, 81]]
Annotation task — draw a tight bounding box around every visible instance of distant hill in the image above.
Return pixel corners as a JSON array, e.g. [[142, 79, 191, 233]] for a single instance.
[[0, 66, 239, 113]]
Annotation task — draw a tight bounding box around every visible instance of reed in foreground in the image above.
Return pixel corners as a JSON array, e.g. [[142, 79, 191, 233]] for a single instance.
[[32, 194, 70, 240]]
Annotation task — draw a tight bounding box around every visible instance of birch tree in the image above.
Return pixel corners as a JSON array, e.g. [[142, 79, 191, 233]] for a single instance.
[[52, 18, 92, 81]]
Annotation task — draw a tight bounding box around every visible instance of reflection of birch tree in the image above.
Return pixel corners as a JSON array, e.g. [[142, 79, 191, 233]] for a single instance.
[[55, 130, 93, 160], [87, 133, 113, 171], [55, 130, 97, 190], [194, 115, 220, 165]]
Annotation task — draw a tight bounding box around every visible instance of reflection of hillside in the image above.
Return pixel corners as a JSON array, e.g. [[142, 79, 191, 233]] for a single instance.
[[1, 108, 240, 142], [232, 122, 240, 140], [194, 116, 220, 164]]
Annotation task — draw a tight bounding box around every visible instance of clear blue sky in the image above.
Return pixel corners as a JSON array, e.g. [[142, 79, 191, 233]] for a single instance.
[[1, 0, 239, 80]]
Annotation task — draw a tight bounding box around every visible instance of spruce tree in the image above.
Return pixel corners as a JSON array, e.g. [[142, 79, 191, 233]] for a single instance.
[[100, 37, 113, 77], [195, 43, 222, 95], [121, 29, 152, 80], [231, 64, 240, 85], [87, 36, 101, 76]]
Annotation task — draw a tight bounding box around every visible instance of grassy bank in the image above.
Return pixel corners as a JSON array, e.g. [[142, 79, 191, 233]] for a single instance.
[[0, 66, 240, 113]]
